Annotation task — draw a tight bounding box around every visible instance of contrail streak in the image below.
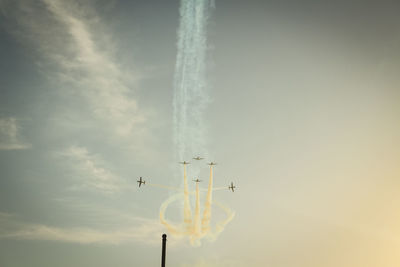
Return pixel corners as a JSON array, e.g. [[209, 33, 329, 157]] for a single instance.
[[161, 0, 234, 246], [173, 0, 214, 164]]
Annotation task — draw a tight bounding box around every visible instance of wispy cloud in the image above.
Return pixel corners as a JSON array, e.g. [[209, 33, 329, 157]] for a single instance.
[[41, 0, 144, 136], [7, 0, 144, 137], [0, 0, 163, 248], [0, 117, 31, 150], [60, 146, 123, 194], [0, 213, 164, 245]]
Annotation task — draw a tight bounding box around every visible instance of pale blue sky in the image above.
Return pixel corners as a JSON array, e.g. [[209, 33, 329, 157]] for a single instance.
[[1, 0, 400, 266]]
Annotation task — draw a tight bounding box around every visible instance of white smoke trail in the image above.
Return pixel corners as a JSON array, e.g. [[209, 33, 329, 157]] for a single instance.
[[173, 0, 214, 169], [162, 0, 235, 246]]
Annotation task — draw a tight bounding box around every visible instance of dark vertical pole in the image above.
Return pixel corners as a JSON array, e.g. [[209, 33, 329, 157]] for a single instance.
[[161, 234, 167, 267]]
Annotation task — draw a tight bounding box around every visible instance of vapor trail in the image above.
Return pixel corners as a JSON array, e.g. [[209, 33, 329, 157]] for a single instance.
[[173, 0, 214, 165], [162, 0, 235, 245], [201, 165, 214, 233]]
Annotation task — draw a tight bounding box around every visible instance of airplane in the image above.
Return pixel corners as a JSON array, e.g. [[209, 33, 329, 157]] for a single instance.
[[179, 161, 190, 165], [137, 177, 146, 187], [192, 156, 204, 160], [207, 162, 217, 166], [193, 178, 202, 183], [228, 182, 236, 192]]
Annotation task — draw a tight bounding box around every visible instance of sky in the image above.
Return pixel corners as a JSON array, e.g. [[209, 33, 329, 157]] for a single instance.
[[1, 0, 400, 266]]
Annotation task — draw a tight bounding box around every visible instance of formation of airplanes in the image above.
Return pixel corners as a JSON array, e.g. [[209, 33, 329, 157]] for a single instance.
[[138, 157, 236, 192], [137, 176, 146, 187]]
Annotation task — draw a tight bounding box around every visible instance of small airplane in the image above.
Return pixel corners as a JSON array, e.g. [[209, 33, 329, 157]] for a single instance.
[[193, 156, 204, 160], [207, 162, 217, 166], [179, 161, 190, 165], [228, 182, 236, 192], [193, 178, 202, 183], [137, 177, 146, 187]]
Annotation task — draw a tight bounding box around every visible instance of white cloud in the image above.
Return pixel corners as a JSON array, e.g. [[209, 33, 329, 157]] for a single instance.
[[0, 117, 31, 150], [60, 145, 124, 194], [0, 213, 164, 245], [9, 0, 145, 137], [41, 0, 144, 136]]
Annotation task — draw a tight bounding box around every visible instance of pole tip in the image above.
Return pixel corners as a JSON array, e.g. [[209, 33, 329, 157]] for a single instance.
[[162, 234, 167, 239]]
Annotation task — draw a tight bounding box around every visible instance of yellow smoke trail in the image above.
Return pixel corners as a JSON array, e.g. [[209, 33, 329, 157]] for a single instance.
[[193, 182, 201, 236], [183, 164, 192, 232], [159, 188, 234, 245], [201, 165, 213, 233], [158, 164, 234, 245], [147, 183, 180, 191]]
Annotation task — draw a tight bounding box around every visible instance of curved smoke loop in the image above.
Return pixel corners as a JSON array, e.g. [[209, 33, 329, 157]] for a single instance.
[[159, 165, 235, 245]]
